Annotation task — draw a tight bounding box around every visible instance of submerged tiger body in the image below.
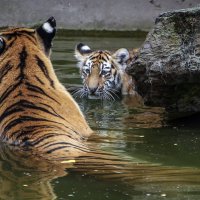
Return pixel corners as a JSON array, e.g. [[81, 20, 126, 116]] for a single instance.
[[0, 17, 93, 159], [74, 43, 139, 100]]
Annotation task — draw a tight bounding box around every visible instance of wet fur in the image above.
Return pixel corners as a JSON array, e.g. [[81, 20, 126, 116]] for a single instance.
[[0, 18, 92, 159]]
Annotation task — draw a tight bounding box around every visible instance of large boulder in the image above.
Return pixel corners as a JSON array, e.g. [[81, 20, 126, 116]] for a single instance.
[[127, 7, 200, 118]]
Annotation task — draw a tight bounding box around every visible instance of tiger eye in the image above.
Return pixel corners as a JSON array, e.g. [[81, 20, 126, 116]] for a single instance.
[[101, 70, 108, 75], [85, 69, 90, 74], [0, 37, 5, 54]]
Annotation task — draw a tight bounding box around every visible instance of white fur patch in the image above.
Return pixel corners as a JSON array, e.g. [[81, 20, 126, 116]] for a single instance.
[[81, 45, 91, 51], [42, 22, 54, 33]]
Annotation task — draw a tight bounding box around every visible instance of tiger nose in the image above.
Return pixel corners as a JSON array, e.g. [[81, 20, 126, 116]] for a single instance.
[[89, 87, 97, 95]]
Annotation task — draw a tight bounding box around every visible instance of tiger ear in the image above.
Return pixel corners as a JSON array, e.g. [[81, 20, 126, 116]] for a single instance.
[[74, 43, 92, 62], [112, 48, 130, 66], [36, 17, 56, 56]]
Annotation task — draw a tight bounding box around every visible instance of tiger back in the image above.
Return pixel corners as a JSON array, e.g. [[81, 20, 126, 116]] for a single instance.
[[0, 17, 93, 159]]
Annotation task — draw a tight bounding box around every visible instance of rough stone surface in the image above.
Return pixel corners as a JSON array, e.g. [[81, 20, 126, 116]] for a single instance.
[[127, 7, 200, 118]]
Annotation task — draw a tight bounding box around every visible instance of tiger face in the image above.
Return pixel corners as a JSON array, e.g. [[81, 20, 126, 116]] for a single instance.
[[74, 43, 137, 100]]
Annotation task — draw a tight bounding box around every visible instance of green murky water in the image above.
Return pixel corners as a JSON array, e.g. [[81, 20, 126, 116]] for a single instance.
[[1, 31, 200, 200]]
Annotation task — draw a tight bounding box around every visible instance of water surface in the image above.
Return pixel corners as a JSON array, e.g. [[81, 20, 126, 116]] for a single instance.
[[1, 31, 200, 200]]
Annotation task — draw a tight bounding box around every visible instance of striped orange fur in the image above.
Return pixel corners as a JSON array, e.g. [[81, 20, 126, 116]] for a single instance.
[[0, 17, 92, 159]]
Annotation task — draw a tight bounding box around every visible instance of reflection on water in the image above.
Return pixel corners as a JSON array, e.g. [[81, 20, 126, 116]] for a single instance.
[[1, 32, 200, 200], [0, 143, 64, 200], [2, 141, 200, 200]]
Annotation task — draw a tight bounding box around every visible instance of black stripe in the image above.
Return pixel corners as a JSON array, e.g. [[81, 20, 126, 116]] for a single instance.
[[101, 56, 107, 62], [14, 128, 43, 141], [35, 55, 55, 88], [45, 142, 89, 153], [35, 75, 45, 85], [28, 124, 67, 133], [0, 81, 21, 106], [3, 119, 25, 134], [32, 134, 56, 145], [35, 133, 75, 149], [1, 115, 16, 131], [3, 116, 53, 135], [2, 30, 34, 37], [32, 133, 69, 146], [34, 133, 74, 148], [13, 91, 23, 98], [17, 46, 28, 81], [89, 55, 98, 60], [0, 61, 13, 83], [0, 105, 24, 123], [111, 64, 115, 69], [27, 94, 43, 99], [46, 146, 69, 154], [18, 99, 65, 119], [8, 125, 53, 139], [15, 130, 34, 140], [39, 102, 65, 120], [19, 30, 35, 35], [103, 52, 110, 60], [4, 37, 17, 52], [25, 82, 60, 104], [46, 145, 89, 154], [44, 142, 71, 149], [0, 100, 64, 124], [3, 115, 75, 137], [22, 34, 37, 45], [114, 70, 117, 77], [45, 142, 89, 154], [116, 73, 121, 84]]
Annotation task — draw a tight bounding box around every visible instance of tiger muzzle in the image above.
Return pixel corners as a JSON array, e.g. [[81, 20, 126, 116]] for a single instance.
[[89, 87, 98, 95]]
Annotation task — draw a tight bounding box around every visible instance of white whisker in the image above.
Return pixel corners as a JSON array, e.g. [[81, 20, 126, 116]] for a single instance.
[[71, 89, 83, 96], [71, 88, 82, 95], [104, 90, 115, 100], [72, 88, 88, 99], [67, 86, 81, 92], [108, 89, 120, 99], [80, 90, 87, 98]]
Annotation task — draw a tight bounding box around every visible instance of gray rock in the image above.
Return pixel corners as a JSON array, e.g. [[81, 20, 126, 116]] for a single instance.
[[127, 7, 200, 118]]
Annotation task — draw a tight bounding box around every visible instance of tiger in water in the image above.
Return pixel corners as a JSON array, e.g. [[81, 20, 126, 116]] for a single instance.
[[74, 43, 139, 100], [0, 17, 147, 185], [0, 17, 93, 159]]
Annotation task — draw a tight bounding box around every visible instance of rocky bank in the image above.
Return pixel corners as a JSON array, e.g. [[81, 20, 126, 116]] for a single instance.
[[127, 7, 200, 118]]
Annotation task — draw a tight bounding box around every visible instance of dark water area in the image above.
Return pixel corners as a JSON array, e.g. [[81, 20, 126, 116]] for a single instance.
[[1, 31, 200, 200]]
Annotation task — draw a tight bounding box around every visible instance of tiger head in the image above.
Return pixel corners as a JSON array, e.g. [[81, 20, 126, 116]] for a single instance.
[[74, 43, 131, 100]]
